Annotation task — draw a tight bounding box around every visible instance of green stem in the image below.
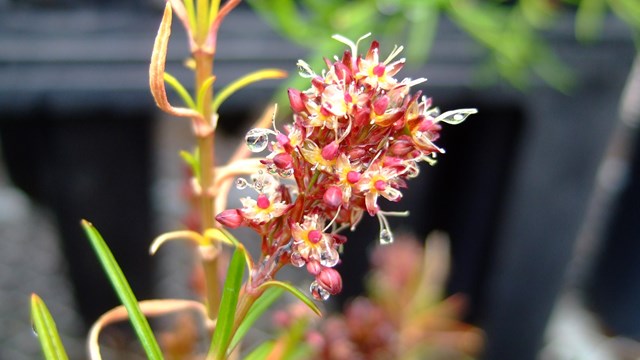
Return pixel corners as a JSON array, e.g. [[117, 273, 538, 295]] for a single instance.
[[194, 48, 220, 320]]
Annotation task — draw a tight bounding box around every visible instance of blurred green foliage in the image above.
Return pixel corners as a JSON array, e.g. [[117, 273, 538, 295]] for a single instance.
[[248, 0, 640, 93]]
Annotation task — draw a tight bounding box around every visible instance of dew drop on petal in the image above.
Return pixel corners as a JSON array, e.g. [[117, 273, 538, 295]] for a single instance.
[[310, 280, 330, 301], [379, 228, 394, 245], [290, 251, 305, 267], [319, 247, 339, 267], [267, 164, 278, 175], [235, 178, 249, 190], [278, 168, 294, 178], [436, 109, 478, 125], [245, 128, 270, 152]]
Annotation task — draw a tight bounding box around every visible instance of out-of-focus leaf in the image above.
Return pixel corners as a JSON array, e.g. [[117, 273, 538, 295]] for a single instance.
[[88, 299, 212, 360], [209, 248, 245, 360], [179, 148, 201, 180], [244, 340, 275, 360], [228, 287, 285, 353], [575, 0, 607, 42], [406, 3, 439, 64], [608, 0, 640, 31], [247, 0, 311, 44], [30, 294, 69, 360], [81, 220, 163, 360]]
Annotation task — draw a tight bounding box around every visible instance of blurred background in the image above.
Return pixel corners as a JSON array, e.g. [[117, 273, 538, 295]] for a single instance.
[[0, 0, 639, 359]]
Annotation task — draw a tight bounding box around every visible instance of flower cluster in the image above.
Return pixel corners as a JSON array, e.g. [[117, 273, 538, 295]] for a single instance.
[[216, 34, 476, 300]]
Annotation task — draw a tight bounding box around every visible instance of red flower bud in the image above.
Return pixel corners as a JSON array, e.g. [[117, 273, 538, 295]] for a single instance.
[[389, 136, 414, 156], [215, 209, 244, 228], [373, 95, 389, 115], [323, 186, 342, 209], [306, 260, 322, 275], [287, 88, 306, 113], [317, 267, 343, 295], [321, 141, 340, 161], [273, 152, 293, 169]]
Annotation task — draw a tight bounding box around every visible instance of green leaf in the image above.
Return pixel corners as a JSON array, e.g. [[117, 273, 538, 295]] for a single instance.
[[258, 280, 321, 316], [244, 340, 275, 360], [164, 72, 197, 110], [81, 220, 163, 360], [179, 148, 201, 180], [30, 294, 69, 360], [209, 248, 246, 360], [211, 69, 287, 114], [228, 287, 285, 353]]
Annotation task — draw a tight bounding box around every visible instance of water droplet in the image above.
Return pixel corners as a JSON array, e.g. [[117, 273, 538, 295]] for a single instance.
[[278, 168, 294, 178], [267, 164, 278, 175], [310, 280, 330, 301], [290, 251, 305, 267], [31, 323, 38, 338], [436, 109, 477, 125], [319, 247, 339, 267], [235, 178, 249, 190], [253, 180, 264, 192], [245, 128, 270, 152], [379, 228, 394, 245]]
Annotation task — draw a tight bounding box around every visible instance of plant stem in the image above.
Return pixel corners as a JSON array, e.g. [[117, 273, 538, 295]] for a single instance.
[[194, 48, 220, 320]]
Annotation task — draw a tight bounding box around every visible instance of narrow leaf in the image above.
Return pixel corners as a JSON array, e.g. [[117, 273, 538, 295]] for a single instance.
[[81, 220, 163, 360], [209, 248, 246, 359], [228, 287, 285, 352], [164, 72, 197, 110], [211, 69, 287, 114], [179, 148, 201, 180], [30, 294, 69, 360], [258, 281, 321, 316], [149, 230, 207, 255]]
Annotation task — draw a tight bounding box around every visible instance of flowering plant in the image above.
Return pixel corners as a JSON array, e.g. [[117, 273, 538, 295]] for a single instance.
[[29, 1, 476, 359], [217, 33, 476, 301]]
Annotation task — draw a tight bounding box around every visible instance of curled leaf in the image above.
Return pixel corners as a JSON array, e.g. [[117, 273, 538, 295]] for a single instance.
[[88, 299, 213, 360], [150, 3, 210, 134], [150, 230, 208, 255]]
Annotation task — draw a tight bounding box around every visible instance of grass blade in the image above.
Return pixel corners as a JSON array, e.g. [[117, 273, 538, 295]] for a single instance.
[[81, 220, 163, 360], [258, 280, 321, 316], [209, 248, 245, 359], [30, 294, 69, 360], [228, 286, 284, 352]]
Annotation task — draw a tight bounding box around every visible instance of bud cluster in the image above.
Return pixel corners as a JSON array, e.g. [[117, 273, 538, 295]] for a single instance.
[[216, 34, 476, 300]]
